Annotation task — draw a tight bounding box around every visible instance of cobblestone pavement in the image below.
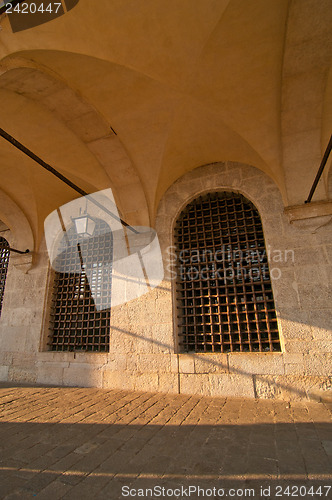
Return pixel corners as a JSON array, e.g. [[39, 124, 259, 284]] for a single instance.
[[0, 384, 331, 499]]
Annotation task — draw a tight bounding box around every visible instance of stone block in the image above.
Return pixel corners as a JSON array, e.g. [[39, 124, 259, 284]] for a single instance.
[[257, 376, 332, 402], [154, 298, 173, 323], [170, 354, 179, 373], [7, 308, 38, 327], [0, 352, 13, 365], [107, 354, 127, 372], [304, 353, 332, 376], [293, 246, 328, 267], [283, 341, 310, 354], [279, 316, 313, 341], [260, 216, 284, 240], [155, 216, 172, 233], [179, 374, 210, 395], [155, 283, 172, 299], [282, 353, 304, 365], [36, 362, 67, 386], [8, 367, 37, 384], [178, 355, 195, 373], [71, 353, 108, 365], [43, 87, 91, 121], [136, 353, 171, 374], [228, 353, 284, 375], [103, 370, 133, 391], [63, 363, 103, 388], [203, 174, 226, 190], [209, 373, 255, 398], [306, 387, 332, 403], [133, 373, 159, 393], [258, 194, 282, 215], [284, 364, 305, 375], [24, 326, 44, 353], [137, 299, 158, 325], [273, 280, 300, 310], [295, 265, 328, 286], [66, 111, 109, 143], [158, 373, 178, 393], [160, 191, 183, 212], [0, 365, 9, 381], [37, 352, 74, 363], [109, 328, 135, 354], [254, 375, 282, 399], [276, 376, 310, 401], [256, 375, 323, 401], [151, 324, 173, 353], [12, 352, 36, 368], [309, 310, 332, 339], [324, 244, 332, 264], [0, 326, 30, 352], [298, 284, 332, 310], [129, 327, 155, 354], [231, 175, 264, 200], [156, 198, 168, 217], [308, 340, 332, 353], [311, 326, 332, 341], [194, 353, 228, 373], [126, 353, 139, 374]]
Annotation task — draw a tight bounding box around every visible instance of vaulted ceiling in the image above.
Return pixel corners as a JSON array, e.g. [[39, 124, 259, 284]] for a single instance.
[[0, 0, 331, 249]]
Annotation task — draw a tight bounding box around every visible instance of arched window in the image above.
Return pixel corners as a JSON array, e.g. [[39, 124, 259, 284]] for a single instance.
[[174, 192, 281, 353], [49, 219, 112, 352], [0, 236, 10, 318]]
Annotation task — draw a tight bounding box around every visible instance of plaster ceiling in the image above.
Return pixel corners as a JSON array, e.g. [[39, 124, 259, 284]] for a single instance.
[[0, 0, 331, 248]]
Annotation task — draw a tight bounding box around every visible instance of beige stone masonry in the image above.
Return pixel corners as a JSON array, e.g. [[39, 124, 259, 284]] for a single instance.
[[285, 200, 332, 222], [0, 162, 331, 401]]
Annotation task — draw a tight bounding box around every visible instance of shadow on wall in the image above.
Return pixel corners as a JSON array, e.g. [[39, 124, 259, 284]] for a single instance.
[[111, 318, 331, 402]]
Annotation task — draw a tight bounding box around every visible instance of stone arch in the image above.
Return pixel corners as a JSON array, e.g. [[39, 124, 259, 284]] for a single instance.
[[0, 56, 149, 226], [155, 161, 291, 352], [156, 162, 284, 254]]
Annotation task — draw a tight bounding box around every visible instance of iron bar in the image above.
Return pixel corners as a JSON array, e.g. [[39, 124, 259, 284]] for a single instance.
[[175, 192, 281, 353], [0, 127, 138, 233], [305, 134, 332, 203], [0, 245, 29, 254], [49, 220, 111, 352], [0, 237, 10, 316]]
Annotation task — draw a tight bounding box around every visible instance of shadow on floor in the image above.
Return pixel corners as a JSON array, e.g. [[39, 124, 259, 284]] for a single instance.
[[0, 420, 331, 499]]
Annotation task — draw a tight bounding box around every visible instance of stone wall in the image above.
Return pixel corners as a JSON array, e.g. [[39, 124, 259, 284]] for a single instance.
[[0, 162, 331, 401]]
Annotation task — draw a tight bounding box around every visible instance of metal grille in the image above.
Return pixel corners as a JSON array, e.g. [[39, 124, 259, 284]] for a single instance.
[[49, 220, 112, 352], [0, 237, 10, 317], [175, 192, 281, 353]]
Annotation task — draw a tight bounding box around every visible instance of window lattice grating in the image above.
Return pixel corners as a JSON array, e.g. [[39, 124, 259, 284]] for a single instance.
[[0, 237, 10, 317], [174, 192, 281, 353], [49, 220, 112, 352]]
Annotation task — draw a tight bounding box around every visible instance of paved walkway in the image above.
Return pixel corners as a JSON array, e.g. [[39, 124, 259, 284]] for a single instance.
[[0, 384, 331, 499]]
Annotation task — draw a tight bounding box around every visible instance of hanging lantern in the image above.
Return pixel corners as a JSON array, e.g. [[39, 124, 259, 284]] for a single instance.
[[73, 214, 96, 237]]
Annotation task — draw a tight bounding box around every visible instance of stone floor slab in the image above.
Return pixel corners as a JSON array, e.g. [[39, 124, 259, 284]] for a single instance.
[[0, 383, 331, 499]]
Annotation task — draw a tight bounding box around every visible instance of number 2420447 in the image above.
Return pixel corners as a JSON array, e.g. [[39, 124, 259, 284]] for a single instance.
[[5, 2, 63, 14]]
